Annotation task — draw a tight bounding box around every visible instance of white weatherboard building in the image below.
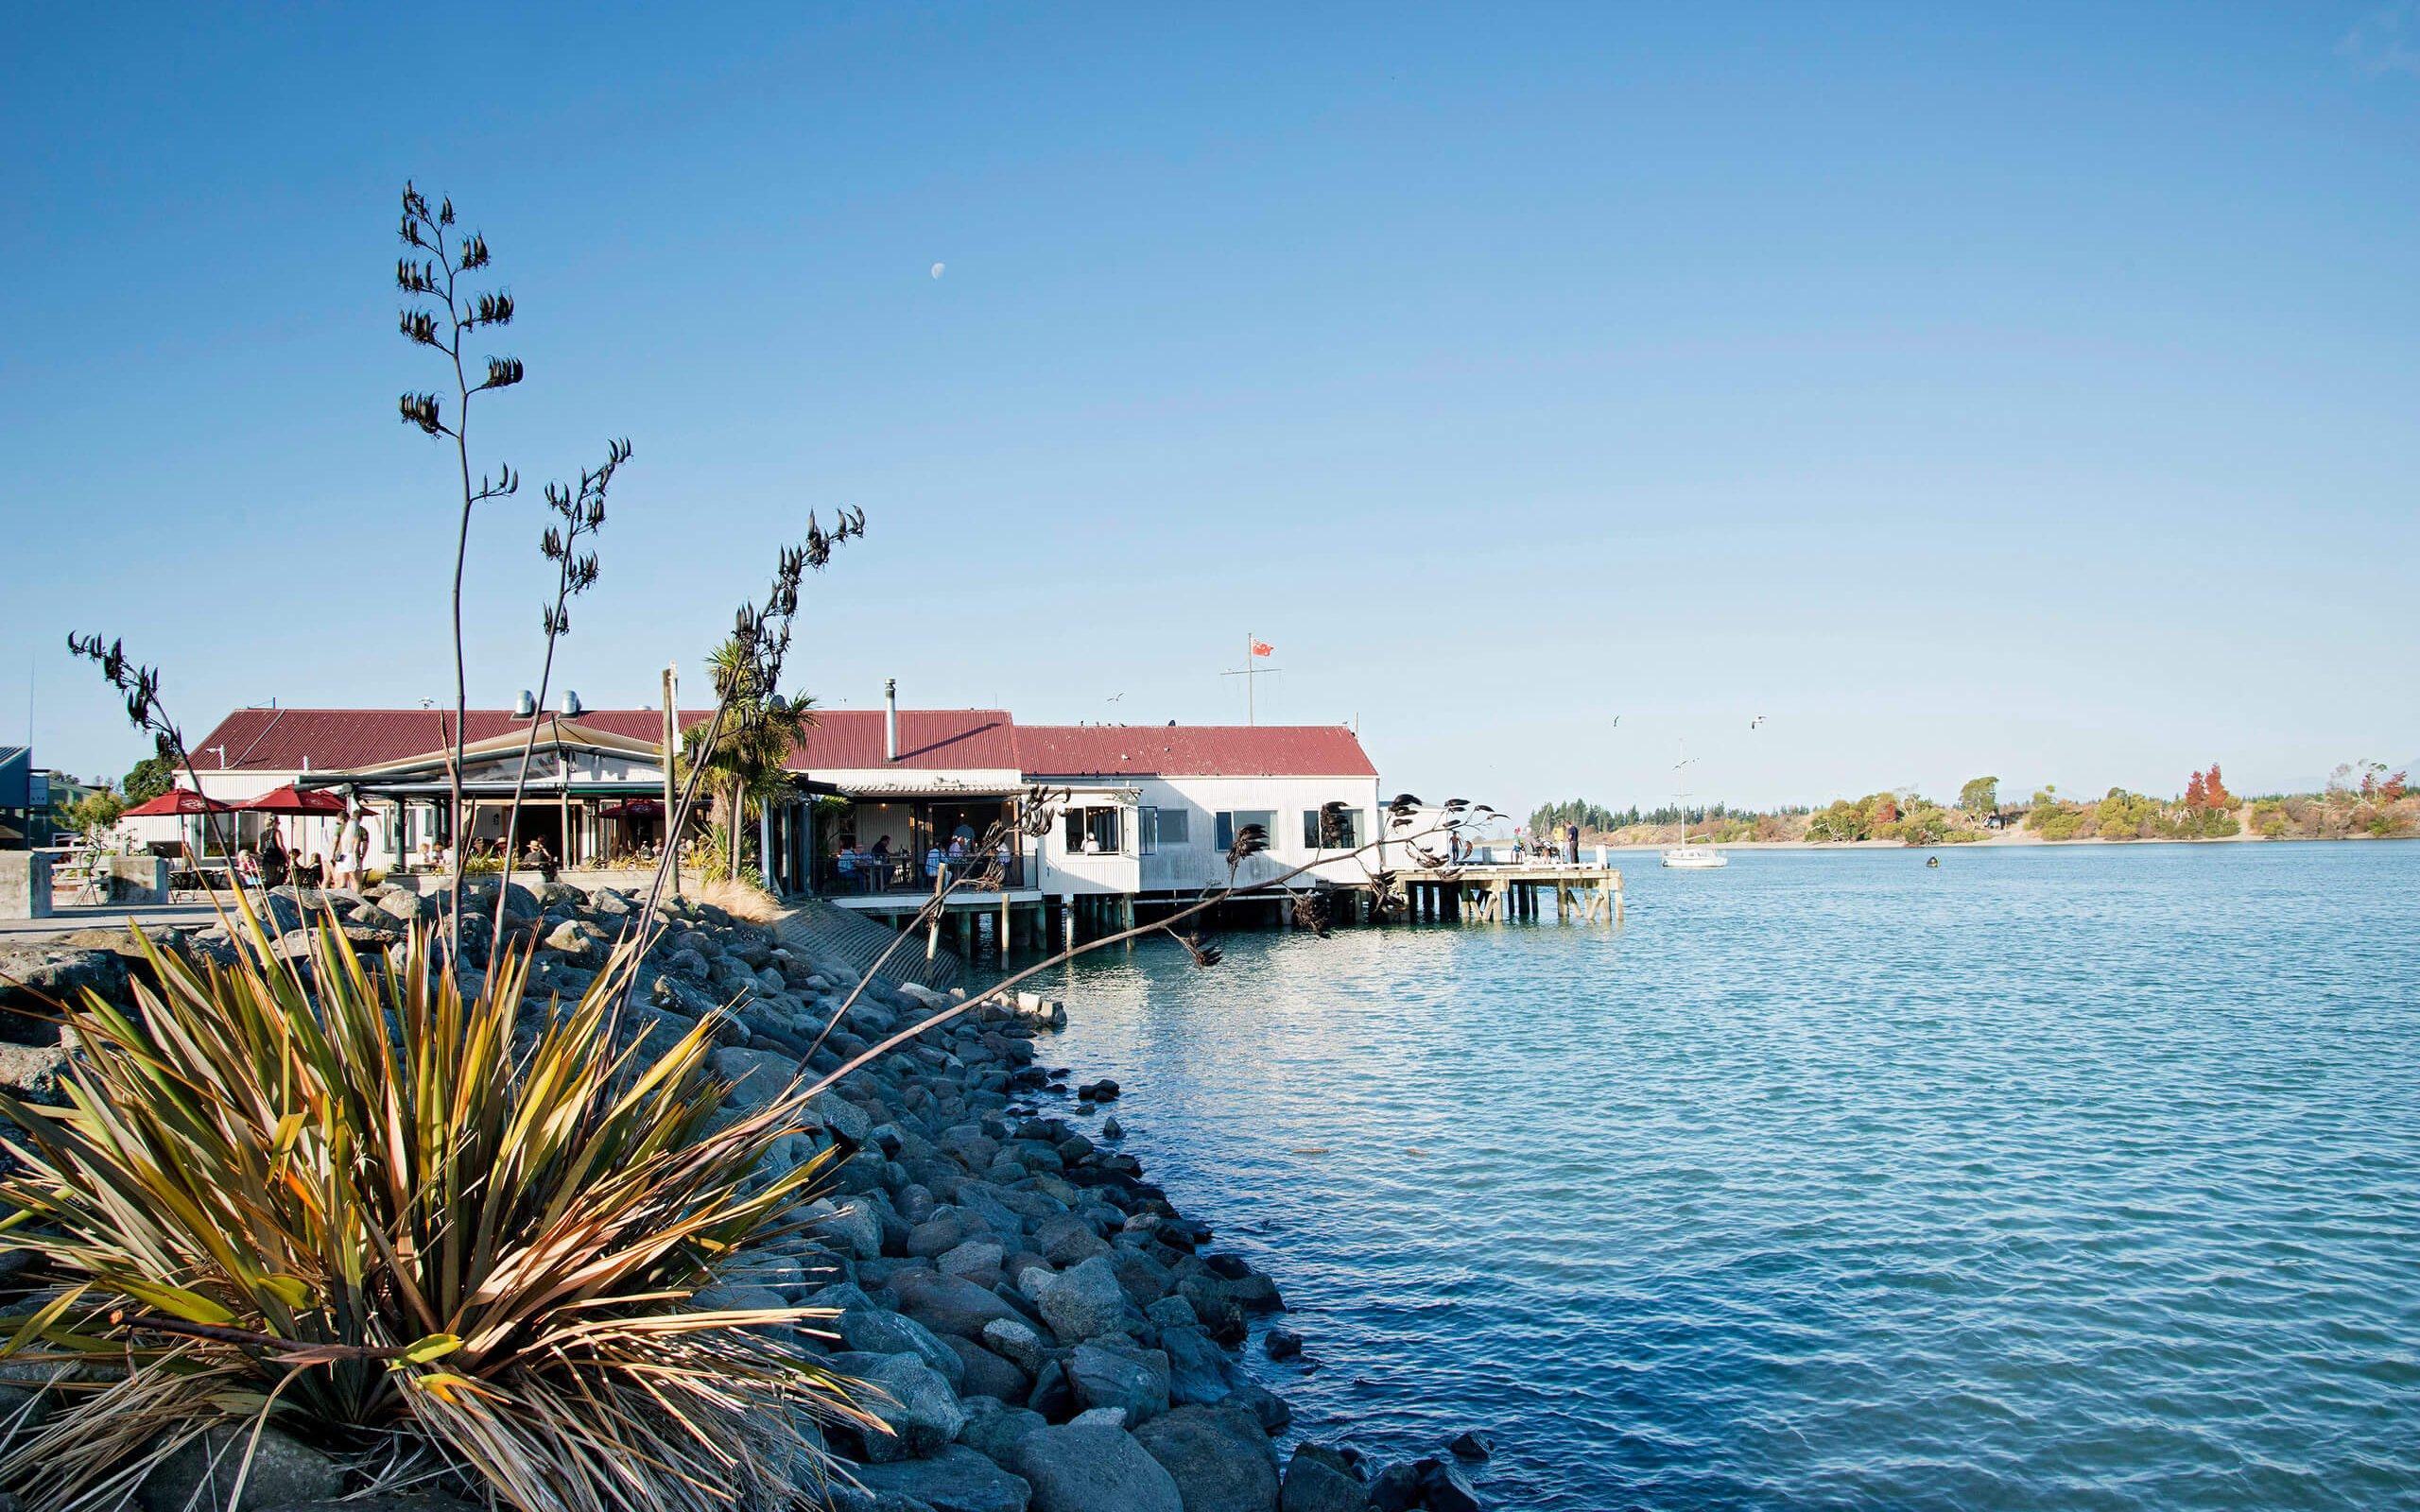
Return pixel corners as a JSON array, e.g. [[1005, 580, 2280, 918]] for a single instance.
[[168, 687, 1390, 948]]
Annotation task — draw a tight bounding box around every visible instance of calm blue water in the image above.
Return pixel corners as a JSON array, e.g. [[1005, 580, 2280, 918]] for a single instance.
[[1021, 844, 2420, 1510]]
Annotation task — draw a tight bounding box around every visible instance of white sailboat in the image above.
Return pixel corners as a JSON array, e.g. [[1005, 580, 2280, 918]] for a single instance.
[[1662, 740, 1728, 869]]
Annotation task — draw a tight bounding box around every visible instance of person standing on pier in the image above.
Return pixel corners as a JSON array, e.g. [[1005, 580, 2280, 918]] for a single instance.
[[1565, 822, 1580, 864]]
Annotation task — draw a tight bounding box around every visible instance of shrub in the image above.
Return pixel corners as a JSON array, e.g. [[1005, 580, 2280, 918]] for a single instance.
[[0, 901, 870, 1510], [698, 875, 782, 923]]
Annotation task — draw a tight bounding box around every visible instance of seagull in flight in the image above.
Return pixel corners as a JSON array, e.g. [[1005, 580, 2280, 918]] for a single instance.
[[1750, 715, 1765, 730], [1107, 693, 1125, 704]]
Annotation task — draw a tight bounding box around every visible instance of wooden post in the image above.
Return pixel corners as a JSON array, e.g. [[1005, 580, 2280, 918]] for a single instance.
[[661, 663, 681, 900]]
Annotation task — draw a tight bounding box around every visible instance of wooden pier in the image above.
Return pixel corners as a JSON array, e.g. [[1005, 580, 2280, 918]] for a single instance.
[[824, 862, 1625, 959], [1389, 863, 1624, 925]]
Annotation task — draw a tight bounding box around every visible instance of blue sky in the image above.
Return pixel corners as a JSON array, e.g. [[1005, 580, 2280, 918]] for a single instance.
[[4, 3, 2415, 813]]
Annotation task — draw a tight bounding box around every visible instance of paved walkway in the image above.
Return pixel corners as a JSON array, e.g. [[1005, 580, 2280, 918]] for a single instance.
[[772, 898, 962, 991], [0, 903, 225, 939]]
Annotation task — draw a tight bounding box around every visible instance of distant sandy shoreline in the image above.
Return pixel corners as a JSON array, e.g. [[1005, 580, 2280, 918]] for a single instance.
[[1582, 830, 2412, 852]]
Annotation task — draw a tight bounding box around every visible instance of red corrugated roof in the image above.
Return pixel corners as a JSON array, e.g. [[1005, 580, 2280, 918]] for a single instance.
[[187, 708, 703, 774], [1014, 725, 1376, 779], [783, 710, 1018, 771], [188, 706, 1375, 780]]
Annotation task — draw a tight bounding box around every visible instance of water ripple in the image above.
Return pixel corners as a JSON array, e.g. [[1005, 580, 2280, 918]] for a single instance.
[[1012, 844, 2420, 1510]]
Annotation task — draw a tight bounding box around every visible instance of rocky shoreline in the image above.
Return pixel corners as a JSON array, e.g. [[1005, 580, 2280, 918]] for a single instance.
[[0, 881, 1490, 1512]]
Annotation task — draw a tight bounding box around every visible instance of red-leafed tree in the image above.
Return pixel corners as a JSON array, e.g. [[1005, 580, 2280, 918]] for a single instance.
[[2383, 770, 2410, 803], [2203, 764, 2232, 811], [2185, 770, 2208, 809]]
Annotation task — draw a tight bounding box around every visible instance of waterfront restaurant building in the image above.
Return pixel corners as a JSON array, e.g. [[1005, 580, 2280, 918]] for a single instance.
[[169, 693, 1385, 932]]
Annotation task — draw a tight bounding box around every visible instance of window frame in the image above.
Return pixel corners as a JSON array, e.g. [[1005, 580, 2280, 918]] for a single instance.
[[1215, 809, 1278, 853], [1302, 805, 1362, 850], [1064, 804, 1123, 856]]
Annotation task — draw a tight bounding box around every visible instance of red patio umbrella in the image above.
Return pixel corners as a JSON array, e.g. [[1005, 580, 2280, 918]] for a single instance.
[[598, 798, 665, 818], [242, 783, 348, 815], [122, 788, 236, 816]]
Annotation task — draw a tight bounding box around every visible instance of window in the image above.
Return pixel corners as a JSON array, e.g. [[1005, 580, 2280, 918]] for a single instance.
[[1214, 810, 1277, 852], [1063, 806, 1122, 855], [1140, 806, 1192, 854], [1302, 805, 1362, 850]]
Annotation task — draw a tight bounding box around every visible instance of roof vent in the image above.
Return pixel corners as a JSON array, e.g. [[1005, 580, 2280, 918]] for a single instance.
[[559, 690, 582, 717], [513, 690, 537, 719], [884, 679, 899, 762]]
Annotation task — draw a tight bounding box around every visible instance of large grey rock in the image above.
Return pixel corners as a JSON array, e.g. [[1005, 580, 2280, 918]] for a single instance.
[[1032, 1213, 1111, 1267], [907, 1211, 971, 1258], [1066, 1341, 1169, 1423], [1280, 1446, 1368, 1512], [980, 1316, 1048, 1375], [651, 972, 722, 1020], [1030, 1255, 1127, 1344], [137, 1424, 343, 1511], [709, 1045, 799, 1109], [465, 880, 540, 921], [831, 1350, 965, 1463], [1132, 1403, 1279, 1512], [1013, 1423, 1183, 1512], [834, 1305, 966, 1386], [0, 946, 129, 1040], [851, 1445, 1031, 1512], [266, 920, 399, 961], [543, 918, 608, 966], [806, 1196, 886, 1263], [0, 1042, 71, 1102], [1160, 1323, 1235, 1406], [959, 1401, 1048, 1471], [1411, 1458, 1481, 1512], [892, 1272, 1024, 1339], [812, 1091, 876, 1143], [1179, 1273, 1245, 1343], [373, 886, 430, 921], [940, 1237, 1007, 1280]]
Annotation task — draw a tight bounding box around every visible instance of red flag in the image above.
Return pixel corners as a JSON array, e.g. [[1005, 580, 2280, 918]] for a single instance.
[[1251, 640, 1273, 657]]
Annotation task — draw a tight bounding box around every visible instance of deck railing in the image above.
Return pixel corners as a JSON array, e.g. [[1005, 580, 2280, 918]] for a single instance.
[[817, 851, 1025, 897]]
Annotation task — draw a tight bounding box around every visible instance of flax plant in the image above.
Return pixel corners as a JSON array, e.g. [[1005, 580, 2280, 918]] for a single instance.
[[0, 898, 876, 1512], [397, 181, 527, 960], [487, 438, 632, 963]]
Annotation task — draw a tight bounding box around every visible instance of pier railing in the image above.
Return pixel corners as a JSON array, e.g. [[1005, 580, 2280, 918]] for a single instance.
[[817, 851, 1026, 897]]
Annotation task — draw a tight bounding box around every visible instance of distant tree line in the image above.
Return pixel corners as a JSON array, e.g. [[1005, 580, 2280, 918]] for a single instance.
[[1527, 759, 2416, 847]]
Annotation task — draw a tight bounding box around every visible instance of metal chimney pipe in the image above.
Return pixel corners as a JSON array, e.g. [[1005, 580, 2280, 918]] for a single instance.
[[884, 679, 899, 762]]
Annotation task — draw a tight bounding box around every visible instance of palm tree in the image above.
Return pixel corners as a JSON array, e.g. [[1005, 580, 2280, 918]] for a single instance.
[[682, 636, 815, 877]]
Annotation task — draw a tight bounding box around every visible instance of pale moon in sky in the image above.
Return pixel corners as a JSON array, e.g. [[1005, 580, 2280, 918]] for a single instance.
[[930, 262, 945, 279]]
